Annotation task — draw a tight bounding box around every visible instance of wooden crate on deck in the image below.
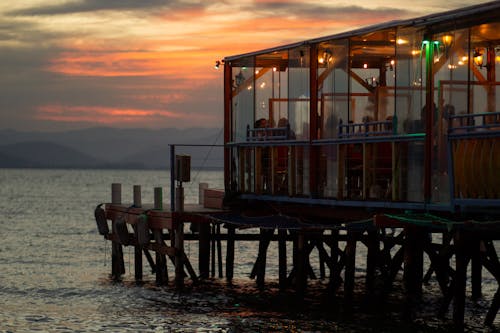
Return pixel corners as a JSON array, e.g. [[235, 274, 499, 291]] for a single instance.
[[203, 188, 225, 209]]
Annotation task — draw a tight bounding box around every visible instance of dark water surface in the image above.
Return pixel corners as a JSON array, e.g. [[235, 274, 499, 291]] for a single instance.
[[0, 169, 498, 332]]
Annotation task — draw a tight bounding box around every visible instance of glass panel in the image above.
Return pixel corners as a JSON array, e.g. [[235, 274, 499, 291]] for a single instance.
[[255, 51, 289, 129], [319, 144, 339, 198], [394, 27, 425, 202], [288, 47, 310, 140], [231, 57, 254, 143], [396, 27, 425, 135], [289, 146, 309, 196], [430, 29, 470, 203], [451, 22, 500, 200], [272, 145, 289, 195], [318, 39, 349, 139], [238, 147, 254, 193], [350, 29, 396, 129]]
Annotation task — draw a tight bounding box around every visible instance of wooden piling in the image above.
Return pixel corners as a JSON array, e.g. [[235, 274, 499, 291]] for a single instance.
[[403, 226, 424, 296], [471, 236, 482, 301], [211, 223, 216, 278], [344, 230, 357, 306], [175, 220, 184, 289], [226, 225, 235, 283], [174, 186, 185, 289], [254, 229, 273, 289], [153, 187, 168, 285], [199, 222, 211, 279], [329, 229, 341, 291], [278, 229, 287, 290], [217, 224, 223, 278], [133, 185, 143, 282], [111, 183, 124, 280], [296, 231, 306, 296], [365, 228, 378, 294], [453, 230, 469, 331]]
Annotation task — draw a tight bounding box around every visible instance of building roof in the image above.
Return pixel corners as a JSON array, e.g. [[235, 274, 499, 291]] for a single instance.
[[224, 1, 500, 62]]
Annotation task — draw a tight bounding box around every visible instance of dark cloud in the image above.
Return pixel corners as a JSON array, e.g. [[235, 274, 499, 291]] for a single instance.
[[248, 3, 414, 21], [8, 0, 206, 16]]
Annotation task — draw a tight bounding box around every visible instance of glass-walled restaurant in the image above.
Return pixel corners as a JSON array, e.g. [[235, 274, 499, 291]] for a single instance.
[[223, 2, 500, 212]]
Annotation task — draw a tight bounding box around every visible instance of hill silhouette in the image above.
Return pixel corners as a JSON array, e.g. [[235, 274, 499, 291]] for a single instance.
[[0, 127, 223, 169]]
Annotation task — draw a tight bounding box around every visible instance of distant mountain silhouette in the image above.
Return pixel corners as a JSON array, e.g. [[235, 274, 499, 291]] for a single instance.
[[0, 141, 102, 168], [0, 127, 223, 169]]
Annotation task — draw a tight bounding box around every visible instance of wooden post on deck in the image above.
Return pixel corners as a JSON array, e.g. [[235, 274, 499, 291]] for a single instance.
[[153, 187, 168, 285], [111, 183, 125, 280], [133, 185, 143, 282], [111, 183, 121, 205]]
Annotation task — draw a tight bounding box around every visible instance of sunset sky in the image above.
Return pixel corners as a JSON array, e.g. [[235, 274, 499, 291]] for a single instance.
[[0, 0, 487, 131]]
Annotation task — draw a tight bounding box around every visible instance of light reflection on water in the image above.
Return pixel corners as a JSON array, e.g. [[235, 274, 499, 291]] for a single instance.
[[0, 168, 499, 332]]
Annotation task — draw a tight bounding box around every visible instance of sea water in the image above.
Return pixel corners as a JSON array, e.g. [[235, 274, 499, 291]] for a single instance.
[[0, 168, 498, 332]]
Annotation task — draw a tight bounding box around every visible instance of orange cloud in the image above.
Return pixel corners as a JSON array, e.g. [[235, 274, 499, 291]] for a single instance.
[[36, 104, 185, 124]]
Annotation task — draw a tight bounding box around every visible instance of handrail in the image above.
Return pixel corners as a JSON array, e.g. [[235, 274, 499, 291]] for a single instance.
[[448, 111, 500, 135], [338, 119, 393, 138], [246, 124, 291, 141]]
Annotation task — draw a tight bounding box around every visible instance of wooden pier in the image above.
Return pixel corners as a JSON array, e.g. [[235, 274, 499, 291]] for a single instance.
[[96, 182, 500, 331], [94, 3, 500, 330]]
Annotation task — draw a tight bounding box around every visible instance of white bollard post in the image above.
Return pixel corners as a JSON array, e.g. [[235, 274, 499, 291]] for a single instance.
[[199, 183, 208, 205], [111, 183, 122, 204]]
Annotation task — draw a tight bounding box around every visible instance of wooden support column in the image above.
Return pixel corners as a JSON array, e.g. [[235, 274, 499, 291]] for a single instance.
[[111, 183, 125, 281], [226, 225, 235, 283], [153, 229, 168, 285], [329, 229, 341, 291], [344, 230, 357, 307], [211, 223, 216, 278], [252, 229, 273, 289], [366, 228, 378, 295], [471, 235, 482, 301], [133, 185, 143, 282], [174, 220, 184, 289], [296, 231, 307, 297], [404, 226, 424, 296], [217, 224, 223, 278], [483, 240, 500, 326], [278, 229, 287, 290], [174, 186, 185, 290], [453, 230, 469, 332], [153, 187, 168, 285], [111, 225, 125, 281], [199, 222, 210, 279]]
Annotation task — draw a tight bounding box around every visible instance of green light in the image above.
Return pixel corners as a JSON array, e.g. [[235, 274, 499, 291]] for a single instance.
[[422, 40, 430, 45]]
